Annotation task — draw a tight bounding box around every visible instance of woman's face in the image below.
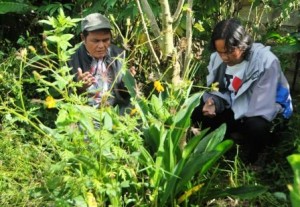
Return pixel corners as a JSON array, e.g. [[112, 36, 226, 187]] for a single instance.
[[82, 30, 111, 59], [215, 39, 244, 66]]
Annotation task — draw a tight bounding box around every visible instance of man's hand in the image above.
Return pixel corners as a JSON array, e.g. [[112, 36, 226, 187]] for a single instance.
[[129, 66, 136, 76], [77, 68, 96, 89], [202, 97, 216, 118]]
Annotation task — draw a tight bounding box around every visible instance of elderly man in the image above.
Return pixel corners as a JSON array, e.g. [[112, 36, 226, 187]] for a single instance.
[[68, 13, 130, 110]]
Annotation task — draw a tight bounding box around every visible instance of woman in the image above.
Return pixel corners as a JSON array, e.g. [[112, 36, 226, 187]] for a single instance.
[[192, 18, 293, 163]]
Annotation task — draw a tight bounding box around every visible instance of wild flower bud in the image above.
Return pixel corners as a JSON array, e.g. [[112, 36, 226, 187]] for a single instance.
[[20, 48, 28, 59], [126, 18, 131, 26], [33, 71, 41, 80], [42, 33, 47, 40], [42, 41, 47, 48], [28, 45, 36, 54]]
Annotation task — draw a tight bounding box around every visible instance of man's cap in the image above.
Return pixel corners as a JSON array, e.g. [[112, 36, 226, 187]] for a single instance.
[[81, 13, 111, 32]]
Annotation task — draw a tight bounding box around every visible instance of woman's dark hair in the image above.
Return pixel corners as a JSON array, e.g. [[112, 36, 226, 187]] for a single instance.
[[82, 28, 111, 38], [210, 18, 253, 59]]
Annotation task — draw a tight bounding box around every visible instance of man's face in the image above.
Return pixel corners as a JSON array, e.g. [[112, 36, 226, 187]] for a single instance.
[[215, 39, 244, 66], [82, 30, 111, 59]]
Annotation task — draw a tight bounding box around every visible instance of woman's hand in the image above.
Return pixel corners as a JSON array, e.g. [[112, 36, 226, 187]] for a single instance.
[[202, 97, 216, 118], [77, 68, 96, 89]]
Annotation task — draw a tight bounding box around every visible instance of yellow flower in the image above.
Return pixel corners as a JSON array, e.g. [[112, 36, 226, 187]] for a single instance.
[[211, 82, 219, 92], [86, 192, 97, 207], [130, 108, 138, 116], [45, 96, 56, 108], [154, 81, 164, 92]]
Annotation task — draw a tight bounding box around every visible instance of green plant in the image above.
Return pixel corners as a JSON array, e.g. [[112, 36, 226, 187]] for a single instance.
[[0, 125, 52, 206], [0, 9, 145, 206], [287, 154, 300, 207], [37, 2, 73, 16], [123, 70, 267, 206], [266, 32, 300, 55], [29, 105, 144, 206], [0, 0, 34, 14]]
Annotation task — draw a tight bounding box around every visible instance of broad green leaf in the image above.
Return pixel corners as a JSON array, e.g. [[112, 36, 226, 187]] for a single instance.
[[182, 128, 209, 159], [173, 92, 202, 124], [59, 40, 72, 51], [122, 69, 136, 97], [198, 139, 233, 176], [171, 92, 202, 151], [60, 34, 74, 42], [267, 32, 282, 39], [194, 123, 226, 153], [273, 192, 287, 201], [163, 130, 175, 173], [176, 140, 233, 195], [162, 125, 228, 204], [75, 108, 95, 134], [47, 35, 60, 43], [73, 196, 88, 207], [53, 73, 68, 90], [138, 146, 154, 167], [56, 104, 99, 135], [161, 151, 214, 205], [194, 22, 205, 32], [123, 69, 149, 123], [272, 43, 300, 54], [104, 112, 113, 130], [39, 123, 64, 140], [205, 185, 267, 200], [152, 126, 168, 187], [143, 124, 161, 152], [175, 151, 217, 191], [38, 19, 53, 26], [287, 154, 300, 207], [104, 0, 118, 7], [161, 164, 177, 197], [0, 2, 34, 14], [55, 108, 72, 126], [287, 153, 300, 173]]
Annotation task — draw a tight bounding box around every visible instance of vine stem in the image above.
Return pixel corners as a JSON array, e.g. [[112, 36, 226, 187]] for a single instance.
[[135, 0, 160, 64]]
